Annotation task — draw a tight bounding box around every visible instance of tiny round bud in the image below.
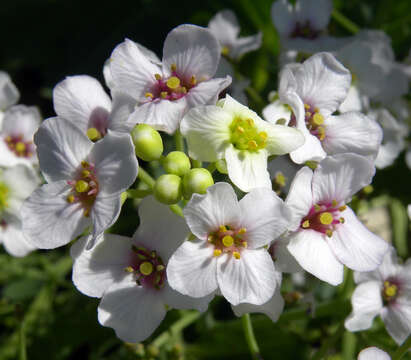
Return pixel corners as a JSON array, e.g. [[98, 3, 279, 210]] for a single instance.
[[182, 168, 214, 200], [163, 151, 191, 176], [215, 159, 228, 174], [131, 124, 163, 162], [154, 174, 182, 205]]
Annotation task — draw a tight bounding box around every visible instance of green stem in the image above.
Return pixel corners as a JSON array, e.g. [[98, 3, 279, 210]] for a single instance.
[[151, 311, 202, 349], [174, 130, 185, 153], [311, 322, 345, 360], [138, 167, 156, 189], [245, 87, 265, 108], [392, 334, 411, 360], [331, 9, 360, 34], [242, 314, 262, 360], [191, 159, 202, 168], [18, 321, 26, 360], [127, 188, 152, 199], [169, 204, 184, 218], [207, 162, 216, 174]]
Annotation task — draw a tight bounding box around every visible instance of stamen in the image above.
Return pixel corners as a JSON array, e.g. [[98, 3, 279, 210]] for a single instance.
[[213, 249, 222, 257], [145, 92, 154, 98], [170, 63, 177, 72], [160, 91, 168, 99], [238, 228, 247, 235], [338, 205, 347, 212], [15, 142, 26, 153], [302, 220, 310, 228], [221, 46, 230, 56], [66, 194, 75, 203], [312, 113, 324, 126], [166, 76, 181, 89], [326, 229, 333, 237], [233, 251, 241, 260], [304, 104, 310, 110], [222, 235, 234, 247], [87, 127, 102, 141], [331, 200, 338, 207], [156, 265, 165, 271], [339, 217, 345, 223], [75, 180, 90, 193], [319, 212, 333, 225], [124, 266, 134, 273], [190, 75, 197, 86], [219, 225, 228, 233], [81, 161, 90, 168], [139, 261, 154, 276], [242, 241, 248, 248], [154, 73, 162, 81]]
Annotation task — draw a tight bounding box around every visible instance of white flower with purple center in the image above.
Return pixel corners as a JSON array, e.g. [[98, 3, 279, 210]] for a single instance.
[[345, 247, 411, 345], [285, 153, 389, 285], [181, 95, 304, 192], [278, 52, 382, 164], [53, 75, 135, 141], [71, 197, 211, 343], [0, 165, 40, 257], [0, 105, 41, 167], [208, 10, 262, 60], [21, 117, 138, 249], [167, 182, 291, 306], [109, 24, 231, 134]]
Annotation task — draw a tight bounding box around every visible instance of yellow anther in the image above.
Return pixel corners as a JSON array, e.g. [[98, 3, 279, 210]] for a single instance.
[[326, 229, 333, 237], [276, 118, 287, 125], [222, 235, 234, 247], [81, 161, 89, 168], [145, 92, 154, 98], [160, 91, 168, 98], [181, 86, 187, 94], [66, 194, 75, 203], [248, 140, 258, 149], [305, 112, 312, 118], [166, 76, 181, 89], [82, 170, 91, 178], [302, 220, 310, 228], [233, 251, 241, 260], [319, 212, 333, 225], [318, 126, 325, 141], [190, 75, 197, 86], [139, 261, 154, 276], [75, 180, 89, 193], [83, 208, 90, 217], [314, 204, 322, 211], [156, 264, 165, 271], [304, 104, 310, 110], [219, 225, 228, 233], [312, 113, 324, 126], [15, 142, 26, 153], [339, 205, 347, 212], [242, 241, 248, 248], [384, 282, 398, 298], [238, 228, 247, 235], [259, 132, 268, 140], [221, 46, 230, 56], [154, 73, 162, 80], [275, 172, 286, 187], [87, 127, 102, 141], [124, 266, 134, 273], [207, 234, 215, 243], [213, 249, 222, 257], [314, 107, 320, 113], [236, 126, 245, 133], [339, 217, 345, 224], [331, 200, 338, 207], [246, 118, 254, 126], [170, 63, 177, 72]]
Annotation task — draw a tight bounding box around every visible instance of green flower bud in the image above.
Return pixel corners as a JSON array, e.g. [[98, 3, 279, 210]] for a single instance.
[[131, 124, 163, 162], [163, 151, 191, 176], [182, 168, 214, 200], [154, 174, 182, 205], [215, 159, 228, 174]]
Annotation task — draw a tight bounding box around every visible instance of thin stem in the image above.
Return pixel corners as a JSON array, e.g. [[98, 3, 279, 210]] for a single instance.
[[174, 130, 185, 153], [245, 87, 265, 108], [392, 334, 411, 360], [138, 167, 156, 189], [331, 9, 360, 34], [206, 162, 216, 174], [127, 188, 152, 199], [18, 321, 26, 360], [311, 322, 345, 360], [169, 204, 184, 218], [191, 159, 202, 168], [241, 314, 262, 360]]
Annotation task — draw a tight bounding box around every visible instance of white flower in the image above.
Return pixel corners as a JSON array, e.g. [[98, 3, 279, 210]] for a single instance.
[[0, 71, 19, 123], [0, 165, 40, 257], [21, 118, 138, 249], [71, 196, 210, 343], [167, 182, 290, 306], [0, 105, 41, 167], [53, 75, 136, 141], [345, 247, 411, 345], [286, 154, 389, 285], [279, 52, 382, 164], [358, 347, 391, 360], [181, 95, 304, 192], [208, 10, 262, 60], [109, 24, 231, 134]]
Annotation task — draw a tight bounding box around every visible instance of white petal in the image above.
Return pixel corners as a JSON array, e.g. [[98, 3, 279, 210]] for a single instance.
[[108, 91, 141, 133], [358, 347, 391, 360], [98, 276, 166, 343], [344, 281, 383, 331], [131, 97, 187, 135], [217, 248, 276, 306], [21, 181, 91, 249], [89, 131, 138, 194], [290, 132, 326, 164], [134, 196, 189, 261], [330, 207, 389, 272], [161, 283, 212, 312], [53, 75, 111, 133], [270, 236, 302, 273], [285, 166, 313, 231], [323, 112, 382, 159], [2, 105, 41, 140], [287, 229, 344, 285], [339, 85, 363, 113], [163, 24, 220, 80], [299, 0, 332, 31], [271, 0, 294, 36], [312, 153, 375, 204], [229, 33, 262, 60], [262, 100, 292, 125], [239, 188, 290, 249], [1, 220, 35, 257], [225, 146, 271, 193], [0, 71, 19, 110], [186, 76, 231, 108], [381, 300, 411, 345], [180, 105, 232, 162], [183, 182, 241, 240], [208, 10, 240, 47], [260, 122, 305, 156], [35, 117, 92, 182], [70, 234, 132, 297], [110, 39, 161, 101], [166, 239, 218, 298]]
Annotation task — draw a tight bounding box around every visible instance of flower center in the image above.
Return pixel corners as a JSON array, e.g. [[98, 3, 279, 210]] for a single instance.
[[290, 20, 321, 40], [300, 200, 346, 237], [208, 225, 248, 260], [5, 135, 34, 158], [0, 182, 9, 212], [126, 245, 166, 290], [289, 103, 325, 141], [230, 117, 267, 151], [66, 161, 99, 217], [144, 63, 198, 102], [86, 107, 110, 141], [382, 280, 399, 304]]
